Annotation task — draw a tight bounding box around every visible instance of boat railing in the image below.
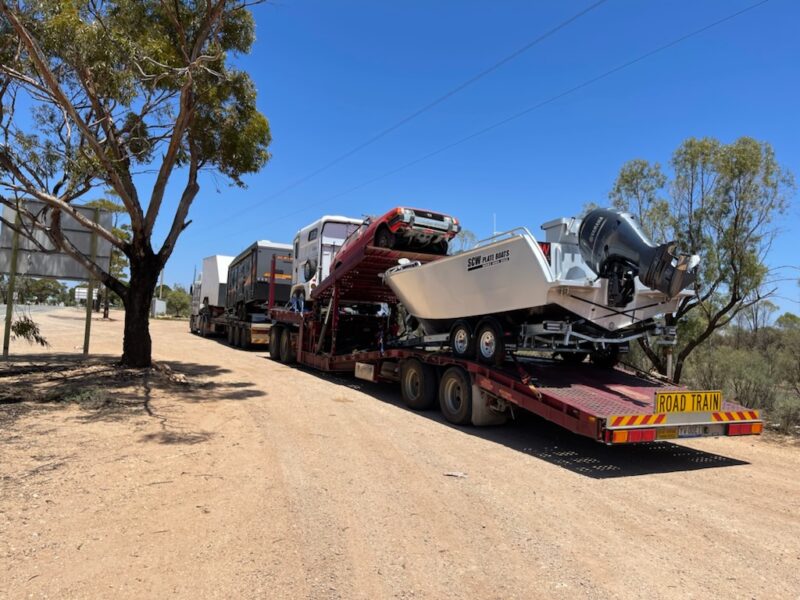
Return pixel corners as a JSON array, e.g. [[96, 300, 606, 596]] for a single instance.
[[471, 227, 535, 249], [383, 259, 422, 278]]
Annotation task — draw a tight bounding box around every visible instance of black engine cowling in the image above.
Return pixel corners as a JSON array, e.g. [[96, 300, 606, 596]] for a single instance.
[[578, 208, 699, 307]]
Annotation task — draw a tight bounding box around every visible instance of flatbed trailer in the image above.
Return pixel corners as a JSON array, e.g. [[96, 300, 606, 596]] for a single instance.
[[268, 246, 763, 445]]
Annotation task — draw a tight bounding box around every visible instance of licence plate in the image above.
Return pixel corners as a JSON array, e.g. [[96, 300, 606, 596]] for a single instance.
[[657, 425, 706, 440], [654, 390, 722, 413], [413, 216, 447, 230]]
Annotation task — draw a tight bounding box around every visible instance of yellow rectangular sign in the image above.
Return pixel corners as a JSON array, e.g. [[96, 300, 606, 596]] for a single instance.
[[654, 390, 722, 414]]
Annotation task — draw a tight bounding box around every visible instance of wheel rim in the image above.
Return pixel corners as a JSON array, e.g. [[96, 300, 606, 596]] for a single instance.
[[404, 369, 421, 400], [479, 329, 496, 359], [443, 377, 464, 413], [453, 328, 469, 355]]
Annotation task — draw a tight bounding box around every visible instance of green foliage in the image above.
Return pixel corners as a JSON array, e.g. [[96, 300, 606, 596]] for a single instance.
[[682, 318, 800, 434], [772, 395, 800, 435], [610, 137, 795, 382], [166, 284, 191, 317], [609, 159, 668, 240], [775, 312, 800, 330]]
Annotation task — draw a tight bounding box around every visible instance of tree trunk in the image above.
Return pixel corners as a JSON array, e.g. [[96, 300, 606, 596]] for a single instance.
[[121, 263, 159, 368], [103, 286, 110, 319]]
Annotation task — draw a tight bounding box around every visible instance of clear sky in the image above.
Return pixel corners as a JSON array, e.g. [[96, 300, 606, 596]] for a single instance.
[[158, 0, 799, 310]]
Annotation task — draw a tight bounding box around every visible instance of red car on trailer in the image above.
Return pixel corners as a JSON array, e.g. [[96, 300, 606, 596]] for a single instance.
[[333, 206, 460, 269]]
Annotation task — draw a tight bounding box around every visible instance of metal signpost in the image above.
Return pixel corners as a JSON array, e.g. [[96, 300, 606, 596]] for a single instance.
[[2, 213, 21, 358]]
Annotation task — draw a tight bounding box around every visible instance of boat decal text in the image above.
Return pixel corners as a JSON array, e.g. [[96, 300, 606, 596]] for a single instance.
[[467, 249, 510, 272]]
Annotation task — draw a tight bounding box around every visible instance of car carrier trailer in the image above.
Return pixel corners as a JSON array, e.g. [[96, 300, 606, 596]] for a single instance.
[[267, 244, 763, 445]]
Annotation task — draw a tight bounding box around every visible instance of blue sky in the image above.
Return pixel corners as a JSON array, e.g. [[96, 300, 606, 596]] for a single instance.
[[158, 0, 799, 310]]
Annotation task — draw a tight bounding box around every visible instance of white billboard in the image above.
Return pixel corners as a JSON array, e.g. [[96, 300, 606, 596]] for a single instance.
[[0, 201, 113, 280]]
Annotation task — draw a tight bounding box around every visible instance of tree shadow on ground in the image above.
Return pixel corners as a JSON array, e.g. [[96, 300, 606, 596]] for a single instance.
[[313, 372, 750, 480], [0, 356, 264, 442]]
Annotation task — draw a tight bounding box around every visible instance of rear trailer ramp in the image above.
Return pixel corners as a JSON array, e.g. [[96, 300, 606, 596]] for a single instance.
[[470, 359, 762, 445]]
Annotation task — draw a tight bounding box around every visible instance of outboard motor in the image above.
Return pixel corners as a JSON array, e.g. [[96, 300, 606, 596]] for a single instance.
[[578, 208, 699, 307]]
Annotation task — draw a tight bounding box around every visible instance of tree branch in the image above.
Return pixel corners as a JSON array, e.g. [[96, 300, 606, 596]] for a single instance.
[[0, 2, 144, 234]]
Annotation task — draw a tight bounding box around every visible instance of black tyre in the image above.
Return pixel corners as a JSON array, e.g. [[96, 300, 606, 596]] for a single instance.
[[241, 327, 251, 350], [269, 326, 282, 361], [591, 347, 620, 369], [400, 359, 437, 410], [449, 320, 474, 359], [226, 324, 234, 345], [375, 226, 396, 249], [475, 318, 505, 366], [279, 327, 296, 364], [233, 325, 242, 348], [438, 367, 472, 425]]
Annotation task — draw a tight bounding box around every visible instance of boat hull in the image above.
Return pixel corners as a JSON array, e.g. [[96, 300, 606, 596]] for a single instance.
[[384, 232, 684, 337]]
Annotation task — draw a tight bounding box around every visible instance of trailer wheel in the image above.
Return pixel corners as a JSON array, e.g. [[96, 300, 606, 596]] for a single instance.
[[279, 328, 296, 364], [439, 367, 472, 425], [400, 359, 437, 410], [269, 326, 282, 361], [241, 327, 251, 350], [449, 320, 474, 358], [226, 324, 234, 345], [475, 318, 505, 366]]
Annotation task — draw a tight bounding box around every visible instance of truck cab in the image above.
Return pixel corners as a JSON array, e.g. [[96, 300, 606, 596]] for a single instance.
[[291, 215, 362, 305]]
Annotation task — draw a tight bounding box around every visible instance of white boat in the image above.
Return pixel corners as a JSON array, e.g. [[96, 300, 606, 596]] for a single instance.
[[383, 209, 698, 363]]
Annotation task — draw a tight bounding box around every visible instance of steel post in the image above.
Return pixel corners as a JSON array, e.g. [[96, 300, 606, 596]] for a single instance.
[[2, 212, 21, 358], [82, 208, 99, 356]]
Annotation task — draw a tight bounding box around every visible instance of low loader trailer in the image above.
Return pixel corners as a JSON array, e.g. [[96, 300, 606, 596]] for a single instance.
[[267, 245, 763, 445]]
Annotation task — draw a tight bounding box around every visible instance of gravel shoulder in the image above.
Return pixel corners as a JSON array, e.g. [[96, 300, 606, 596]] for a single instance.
[[1, 308, 799, 599]]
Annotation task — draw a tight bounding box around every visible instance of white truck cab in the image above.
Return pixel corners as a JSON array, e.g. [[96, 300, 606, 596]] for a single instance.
[[291, 215, 362, 304]]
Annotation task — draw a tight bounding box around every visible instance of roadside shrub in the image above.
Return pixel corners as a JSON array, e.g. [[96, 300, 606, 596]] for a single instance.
[[685, 346, 777, 411], [770, 393, 800, 434]]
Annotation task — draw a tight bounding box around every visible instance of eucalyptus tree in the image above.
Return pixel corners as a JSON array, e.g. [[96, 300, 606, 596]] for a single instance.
[[610, 137, 794, 382], [0, 1, 270, 366]]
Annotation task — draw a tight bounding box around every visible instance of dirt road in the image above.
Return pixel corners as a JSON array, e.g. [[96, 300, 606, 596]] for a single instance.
[[1, 308, 799, 599]]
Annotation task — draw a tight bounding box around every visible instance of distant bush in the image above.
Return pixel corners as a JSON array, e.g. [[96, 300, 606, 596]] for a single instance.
[[772, 394, 800, 435], [685, 346, 777, 410]]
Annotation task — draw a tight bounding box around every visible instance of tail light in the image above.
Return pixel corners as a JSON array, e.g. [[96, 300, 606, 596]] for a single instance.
[[610, 428, 656, 444], [729, 422, 761, 436]]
